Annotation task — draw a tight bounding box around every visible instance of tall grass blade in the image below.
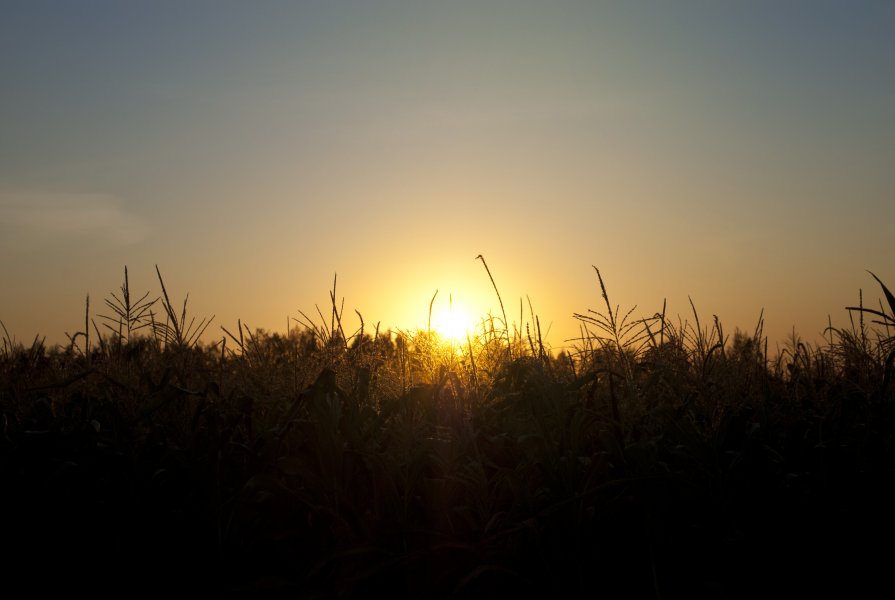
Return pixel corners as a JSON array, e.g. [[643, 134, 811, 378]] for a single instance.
[[476, 255, 511, 359], [868, 271, 895, 319]]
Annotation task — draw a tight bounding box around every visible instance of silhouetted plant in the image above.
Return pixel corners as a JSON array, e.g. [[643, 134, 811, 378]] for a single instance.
[[153, 264, 214, 350], [98, 266, 158, 347], [844, 271, 895, 398]]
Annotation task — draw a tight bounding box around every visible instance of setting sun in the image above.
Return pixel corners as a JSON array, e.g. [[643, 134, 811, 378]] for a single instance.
[[430, 299, 474, 342]]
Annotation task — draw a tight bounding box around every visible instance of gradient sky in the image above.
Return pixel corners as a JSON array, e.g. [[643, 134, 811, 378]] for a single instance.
[[2, 1, 893, 351]]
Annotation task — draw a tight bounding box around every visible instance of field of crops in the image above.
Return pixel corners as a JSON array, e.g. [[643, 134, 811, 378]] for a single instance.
[[2, 267, 893, 597]]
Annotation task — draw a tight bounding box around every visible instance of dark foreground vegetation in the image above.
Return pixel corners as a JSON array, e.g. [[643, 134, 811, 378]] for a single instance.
[[2, 266, 894, 598]]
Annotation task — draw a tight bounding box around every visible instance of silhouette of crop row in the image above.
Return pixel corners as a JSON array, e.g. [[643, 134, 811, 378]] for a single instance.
[[1, 265, 893, 597]]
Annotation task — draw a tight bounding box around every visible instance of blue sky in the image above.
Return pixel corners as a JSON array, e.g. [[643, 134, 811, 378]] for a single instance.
[[2, 1, 893, 349]]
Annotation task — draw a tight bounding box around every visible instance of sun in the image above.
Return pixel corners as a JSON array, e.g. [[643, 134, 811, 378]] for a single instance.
[[430, 301, 473, 342]]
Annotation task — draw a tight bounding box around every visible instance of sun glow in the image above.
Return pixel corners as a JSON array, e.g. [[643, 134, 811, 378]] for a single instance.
[[430, 300, 474, 342]]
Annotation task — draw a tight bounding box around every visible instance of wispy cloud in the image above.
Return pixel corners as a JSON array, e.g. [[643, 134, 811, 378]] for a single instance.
[[0, 190, 151, 250]]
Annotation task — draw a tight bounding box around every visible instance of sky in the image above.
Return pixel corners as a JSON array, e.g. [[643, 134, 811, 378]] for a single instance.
[[1, 1, 893, 352]]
